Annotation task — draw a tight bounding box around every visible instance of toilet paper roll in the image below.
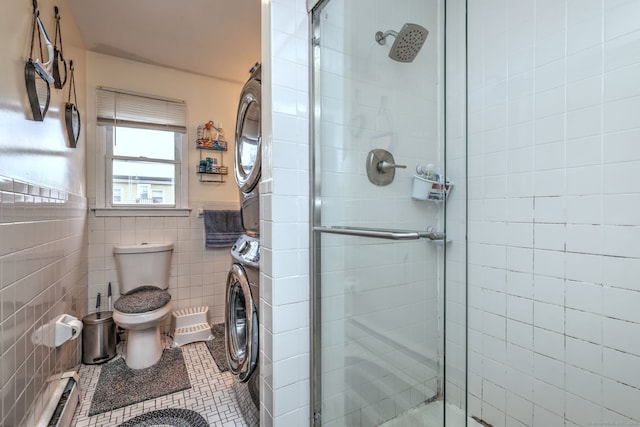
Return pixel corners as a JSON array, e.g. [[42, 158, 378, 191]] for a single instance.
[[67, 319, 83, 340], [32, 314, 84, 347], [54, 314, 83, 346]]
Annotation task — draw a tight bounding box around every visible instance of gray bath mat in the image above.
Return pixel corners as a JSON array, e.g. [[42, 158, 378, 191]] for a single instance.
[[89, 348, 191, 416], [118, 408, 208, 427], [205, 323, 229, 372]]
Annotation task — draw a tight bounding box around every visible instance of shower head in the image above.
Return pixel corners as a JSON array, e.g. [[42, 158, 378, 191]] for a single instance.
[[375, 23, 429, 63]]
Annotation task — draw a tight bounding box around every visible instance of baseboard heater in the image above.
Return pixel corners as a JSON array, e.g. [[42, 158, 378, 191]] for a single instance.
[[35, 371, 80, 427]]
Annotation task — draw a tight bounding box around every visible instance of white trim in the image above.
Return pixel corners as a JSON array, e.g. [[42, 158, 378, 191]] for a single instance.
[[93, 208, 191, 217]]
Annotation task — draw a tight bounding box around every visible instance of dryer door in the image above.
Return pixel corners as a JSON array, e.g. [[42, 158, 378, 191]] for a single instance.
[[234, 78, 262, 193], [225, 263, 258, 382]]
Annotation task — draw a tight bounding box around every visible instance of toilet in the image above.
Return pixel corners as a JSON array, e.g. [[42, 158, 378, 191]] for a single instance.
[[112, 243, 173, 369]]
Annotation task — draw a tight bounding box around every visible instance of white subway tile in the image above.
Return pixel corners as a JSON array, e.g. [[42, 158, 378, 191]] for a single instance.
[[507, 97, 534, 128], [567, 45, 603, 84], [605, 0, 640, 41], [603, 287, 640, 323], [567, 105, 602, 140], [566, 336, 602, 372], [566, 392, 603, 427], [566, 252, 603, 283], [603, 347, 640, 389], [535, 141, 564, 171], [534, 301, 564, 334], [603, 194, 640, 226], [533, 379, 564, 416], [534, 406, 565, 426], [605, 96, 640, 133], [602, 378, 640, 421], [534, 327, 565, 360], [566, 281, 602, 314], [603, 317, 640, 356], [534, 114, 564, 145], [603, 225, 640, 258], [566, 364, 603, 404], [602, 256, 640, 291], [533, 353, 564, 388], [534, 169, 565, 197], [506, 367, 534, 401], [533, 275, 565, 305], [566, 308, 602, 343], [534, 223, 565, 251], [605, 63, 640, 102], [567, 16, 603, 55], [506, 342, 534, 374], [533, 249, 565, 279], [536, 60, 566, 93], [605, 30, 640, 71], [507, 295, 534, 324], [566, 224, 603, 254], [507, 390, 533, 426], [507, 247, 534, 274], [536, 31, 567, 68]]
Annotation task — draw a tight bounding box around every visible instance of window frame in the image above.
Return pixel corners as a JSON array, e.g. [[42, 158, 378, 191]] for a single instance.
[[93, 88, 190, 217]]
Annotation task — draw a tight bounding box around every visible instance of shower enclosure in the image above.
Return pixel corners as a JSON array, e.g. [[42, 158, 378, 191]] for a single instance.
[[310, 0, 467, 425]]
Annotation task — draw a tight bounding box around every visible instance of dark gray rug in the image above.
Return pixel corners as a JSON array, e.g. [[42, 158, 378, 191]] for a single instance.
[[89, 348, 191, 416], [118, 408, 208, 427], [205, 323, 229, 372]]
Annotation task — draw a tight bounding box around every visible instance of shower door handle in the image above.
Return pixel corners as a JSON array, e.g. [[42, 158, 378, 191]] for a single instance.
[[314, 226, 445, 241]]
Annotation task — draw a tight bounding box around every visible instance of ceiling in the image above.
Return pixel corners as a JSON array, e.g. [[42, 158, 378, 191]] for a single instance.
[[69, 0, 261, 84]]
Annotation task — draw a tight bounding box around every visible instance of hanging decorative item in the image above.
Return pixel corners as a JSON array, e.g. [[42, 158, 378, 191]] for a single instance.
[[52, 6, 67, 89], [64, 60, 81, 148], [25, 0, 53, 121], [196, 120, 224, 149]]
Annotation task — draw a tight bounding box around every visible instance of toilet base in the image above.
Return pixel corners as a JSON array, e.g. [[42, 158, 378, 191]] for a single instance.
[[123, 327, 163, 369]]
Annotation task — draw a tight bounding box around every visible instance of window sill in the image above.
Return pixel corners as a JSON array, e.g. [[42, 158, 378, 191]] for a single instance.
[[93, 208, 192, 217]]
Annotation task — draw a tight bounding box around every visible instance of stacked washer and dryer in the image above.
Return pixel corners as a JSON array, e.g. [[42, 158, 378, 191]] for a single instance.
[[225, 63, 261, 426]]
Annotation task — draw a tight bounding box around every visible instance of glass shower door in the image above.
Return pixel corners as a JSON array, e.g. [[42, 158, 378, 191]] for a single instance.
[[310, 0, 454, 425]]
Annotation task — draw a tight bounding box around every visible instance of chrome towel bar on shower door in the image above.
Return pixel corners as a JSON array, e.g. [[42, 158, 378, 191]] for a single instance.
[[313, 226, 445, 241]]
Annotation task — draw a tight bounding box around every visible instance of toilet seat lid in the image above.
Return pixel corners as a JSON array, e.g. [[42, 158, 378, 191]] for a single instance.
[[114, 286, 171, 314]]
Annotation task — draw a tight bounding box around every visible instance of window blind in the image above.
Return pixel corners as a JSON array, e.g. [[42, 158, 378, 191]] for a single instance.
[[96, 88, 187, 133]]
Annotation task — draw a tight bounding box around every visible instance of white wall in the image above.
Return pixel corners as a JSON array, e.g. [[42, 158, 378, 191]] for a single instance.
[[261, 0, 312, 424], [467, 0, 640, 425], [84, 52, 245, 324], [0, 1, 89, 426]]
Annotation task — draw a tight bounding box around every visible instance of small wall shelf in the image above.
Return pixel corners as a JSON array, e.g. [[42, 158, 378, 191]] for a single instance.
[[196, 141, 228, 183]]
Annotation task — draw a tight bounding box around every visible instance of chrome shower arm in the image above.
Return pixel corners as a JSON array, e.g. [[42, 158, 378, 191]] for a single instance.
[[375, 30, 398, 45]]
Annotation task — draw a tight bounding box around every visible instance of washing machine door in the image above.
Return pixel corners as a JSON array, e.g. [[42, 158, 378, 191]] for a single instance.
[[225, 263, 258, 382], [234, 76, 262, 194]]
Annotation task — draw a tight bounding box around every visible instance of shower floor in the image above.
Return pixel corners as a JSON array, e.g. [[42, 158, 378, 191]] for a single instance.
[[378, 400, 484, 427]]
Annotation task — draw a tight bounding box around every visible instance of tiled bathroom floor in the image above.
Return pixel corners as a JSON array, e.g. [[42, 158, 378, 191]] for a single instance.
[[71, 341, 248, 427]]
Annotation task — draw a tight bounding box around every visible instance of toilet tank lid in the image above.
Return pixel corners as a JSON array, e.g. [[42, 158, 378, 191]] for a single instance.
[[113, 243, 174, 254]]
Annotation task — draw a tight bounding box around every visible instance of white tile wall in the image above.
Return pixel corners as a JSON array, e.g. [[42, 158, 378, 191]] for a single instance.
[[262, 0, 311, 425], [86, 210, 232, 328], [468, 0, 640, 424], [0, 176, 88, 427]]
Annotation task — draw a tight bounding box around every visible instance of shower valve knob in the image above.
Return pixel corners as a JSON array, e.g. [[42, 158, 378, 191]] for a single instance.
[[378, 160, 407, 173]]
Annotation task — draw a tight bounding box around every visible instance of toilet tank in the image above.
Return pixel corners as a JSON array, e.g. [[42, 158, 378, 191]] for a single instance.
[[113, 243, 173, 294]]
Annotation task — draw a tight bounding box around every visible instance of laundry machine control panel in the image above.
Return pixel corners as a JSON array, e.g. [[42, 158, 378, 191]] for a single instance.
[[231, 234, 260, 269]]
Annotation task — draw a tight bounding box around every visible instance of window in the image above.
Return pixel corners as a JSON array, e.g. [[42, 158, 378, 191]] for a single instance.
[[95, 88, 189, 216], [151, 189, 164, 204]]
